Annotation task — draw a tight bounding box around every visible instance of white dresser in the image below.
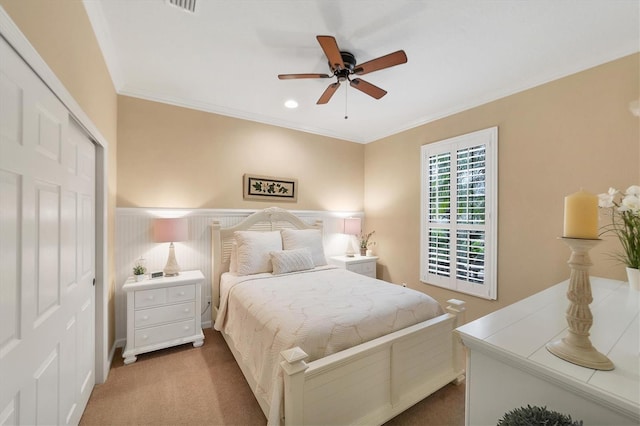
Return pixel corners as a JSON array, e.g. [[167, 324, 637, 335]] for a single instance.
[[456, 277, 639, 425], [122, 270, 205, 364], [329, 255, 378, 278]]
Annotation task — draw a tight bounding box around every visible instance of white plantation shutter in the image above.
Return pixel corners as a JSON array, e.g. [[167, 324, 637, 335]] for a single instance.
[[421, 127, 498, 299], [427, 152, 452, 278]]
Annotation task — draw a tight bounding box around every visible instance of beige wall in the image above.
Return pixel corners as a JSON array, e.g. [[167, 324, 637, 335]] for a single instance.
[[365, 53, 640, 321], [0, 1, 119, 348], [119, 55, 639, 324], [117, 96, 364, 211], [3, 0, 636, 346]]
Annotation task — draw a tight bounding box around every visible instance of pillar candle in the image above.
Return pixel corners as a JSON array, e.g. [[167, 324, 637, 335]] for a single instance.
[[563, 189, 599, 239]]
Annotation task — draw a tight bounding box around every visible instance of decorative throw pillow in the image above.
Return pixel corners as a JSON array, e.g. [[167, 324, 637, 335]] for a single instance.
[[281, 228, 327, 266], [270, 248, 315, 275], [234, 231, 282, 275]]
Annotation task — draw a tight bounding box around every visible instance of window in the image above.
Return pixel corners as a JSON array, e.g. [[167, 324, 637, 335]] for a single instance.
[[420, 127, 498, 299]]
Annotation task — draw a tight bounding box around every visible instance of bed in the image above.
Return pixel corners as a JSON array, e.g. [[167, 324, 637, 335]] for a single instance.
[[211, 207, 466, 425]]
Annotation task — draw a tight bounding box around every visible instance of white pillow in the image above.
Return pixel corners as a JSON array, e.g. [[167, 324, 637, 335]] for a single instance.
[[234, 231, 282, 275], [281, 229, 327, 266], [229, 242, 237, 273], [270, 248, 315, 275]]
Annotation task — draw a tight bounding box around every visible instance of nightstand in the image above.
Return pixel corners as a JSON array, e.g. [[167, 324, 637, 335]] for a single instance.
[[329, 255, 378, 278], [122, 270, 205, 364]]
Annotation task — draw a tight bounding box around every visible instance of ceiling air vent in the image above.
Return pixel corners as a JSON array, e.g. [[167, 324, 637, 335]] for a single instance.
[[167, 0, 197, 13]]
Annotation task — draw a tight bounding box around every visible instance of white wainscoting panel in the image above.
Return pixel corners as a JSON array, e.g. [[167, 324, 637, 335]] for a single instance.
[[115, 208, 363, 343]]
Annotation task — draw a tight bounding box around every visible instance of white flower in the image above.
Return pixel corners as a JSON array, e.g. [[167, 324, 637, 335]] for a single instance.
[[621, 194, 640, 213], [599, 184, 640, 269], [598, 187, 617, 208], [626, 185, 640, 196]]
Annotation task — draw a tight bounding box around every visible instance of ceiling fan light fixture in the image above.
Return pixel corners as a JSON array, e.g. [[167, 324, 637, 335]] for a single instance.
[[284, 99, 299, 109], [278, 35, 407, 106]]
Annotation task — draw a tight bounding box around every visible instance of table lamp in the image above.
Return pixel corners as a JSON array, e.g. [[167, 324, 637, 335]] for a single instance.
[[153, 218, 188, 276], [343, 217, 361, 257]]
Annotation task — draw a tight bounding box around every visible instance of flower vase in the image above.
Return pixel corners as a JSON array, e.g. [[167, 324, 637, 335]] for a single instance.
[[360, 248, 367, 256], [135, 274, 145, 282], [626, 267, 639, 291]]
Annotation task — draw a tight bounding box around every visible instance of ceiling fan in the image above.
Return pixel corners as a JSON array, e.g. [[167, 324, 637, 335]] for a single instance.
[[278, 35, 407, 105]]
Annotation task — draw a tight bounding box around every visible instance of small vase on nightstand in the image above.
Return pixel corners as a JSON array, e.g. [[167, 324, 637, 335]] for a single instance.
[[132, 259, 146, 282], [360, 248, 367, 256], [626, 267, 639, 291]]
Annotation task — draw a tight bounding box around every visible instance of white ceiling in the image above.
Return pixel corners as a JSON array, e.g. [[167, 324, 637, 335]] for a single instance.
[[84, 0, 639, 143]]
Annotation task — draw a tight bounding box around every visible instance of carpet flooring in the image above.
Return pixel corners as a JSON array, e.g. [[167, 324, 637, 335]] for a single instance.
[[80, 328, 465, 425]]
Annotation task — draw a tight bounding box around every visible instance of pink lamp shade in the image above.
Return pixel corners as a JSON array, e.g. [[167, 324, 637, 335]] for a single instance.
[[153, 218, 188, 276], [153, 218, 188, 243], [343, 217, 361, 235]]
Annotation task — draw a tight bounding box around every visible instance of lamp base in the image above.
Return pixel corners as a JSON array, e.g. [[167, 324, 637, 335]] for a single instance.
[[546, 337, 613, 370], [163, 242, 182, 277], [345, 239, 356, 257]]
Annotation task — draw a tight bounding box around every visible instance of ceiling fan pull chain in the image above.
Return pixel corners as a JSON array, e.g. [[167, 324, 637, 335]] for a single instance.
[[344, 84, 348, 120]]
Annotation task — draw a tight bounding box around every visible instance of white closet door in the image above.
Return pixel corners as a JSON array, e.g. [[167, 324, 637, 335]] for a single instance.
[[0, 36, 95, 425]]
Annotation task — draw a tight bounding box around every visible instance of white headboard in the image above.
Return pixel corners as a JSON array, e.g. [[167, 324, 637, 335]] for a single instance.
[[210, 207, 322, 317]]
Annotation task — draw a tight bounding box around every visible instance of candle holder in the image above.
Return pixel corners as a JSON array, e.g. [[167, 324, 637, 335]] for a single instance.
[[546, 238, 614, 370]]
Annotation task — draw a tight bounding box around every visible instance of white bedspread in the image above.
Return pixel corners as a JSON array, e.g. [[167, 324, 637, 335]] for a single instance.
[[214, 266, 443, 424]]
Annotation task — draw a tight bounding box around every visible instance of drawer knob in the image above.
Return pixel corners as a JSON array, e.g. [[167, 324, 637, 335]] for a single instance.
[[178, 291, 185, 296], [142, 315, 149, 320], [183, 326, 189, 331], [141, 335, 148, 340], [184, 308, 190, 313], [147, 295, 154, 300]]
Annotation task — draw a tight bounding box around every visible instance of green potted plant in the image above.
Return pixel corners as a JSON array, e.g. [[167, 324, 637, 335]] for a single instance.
[[133, 262, 147, 282], [497, 405, 583, 426], [359, 230, 375, 256], [598, 185, 640, 290]]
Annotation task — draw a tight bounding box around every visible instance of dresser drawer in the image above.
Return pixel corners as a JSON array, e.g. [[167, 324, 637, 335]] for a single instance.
[[134, 302, 196, 328], [135, 319, 195, 347], [348, 262, 376, 278], [135, 287, 166, 308], [134, 284, 195, 309], [167, 284, 195, 303]]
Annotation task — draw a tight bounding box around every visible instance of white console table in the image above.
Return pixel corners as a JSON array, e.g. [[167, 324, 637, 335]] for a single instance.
[[456, 277, 639, 425]]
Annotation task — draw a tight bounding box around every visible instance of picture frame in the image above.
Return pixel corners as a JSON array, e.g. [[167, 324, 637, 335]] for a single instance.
[[243, 174, 298, 202]]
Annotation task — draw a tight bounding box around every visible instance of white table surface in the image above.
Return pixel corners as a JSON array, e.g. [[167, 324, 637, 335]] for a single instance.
[[456, 277, 639, 420]]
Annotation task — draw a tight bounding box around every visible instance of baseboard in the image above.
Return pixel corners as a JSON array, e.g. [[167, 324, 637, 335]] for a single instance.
[[101, 338, 124, 381], [109, 338, 126, 364], [202, 320, 212, 329]]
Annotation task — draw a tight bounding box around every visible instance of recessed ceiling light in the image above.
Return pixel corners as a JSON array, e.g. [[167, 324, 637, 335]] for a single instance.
[[284, 99, 298, 109]]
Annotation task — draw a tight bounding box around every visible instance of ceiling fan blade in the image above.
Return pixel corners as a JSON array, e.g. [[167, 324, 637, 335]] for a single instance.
[[278, 73, 332, 80], [354, 50, 407, 75], [350, 78, 387, 99], [317, 35, 344, 71], [317, 82, 340, 104]]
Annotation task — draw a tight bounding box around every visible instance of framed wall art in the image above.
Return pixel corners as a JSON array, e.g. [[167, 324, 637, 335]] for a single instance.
[[243, 174, 298, 202]]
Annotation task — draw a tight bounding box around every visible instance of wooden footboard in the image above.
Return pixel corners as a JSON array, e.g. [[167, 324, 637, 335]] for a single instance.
[[280, 299, 466, 425]]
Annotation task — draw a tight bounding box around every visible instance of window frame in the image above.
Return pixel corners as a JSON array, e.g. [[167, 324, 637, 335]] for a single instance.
[[420, 126, 498, 300]]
